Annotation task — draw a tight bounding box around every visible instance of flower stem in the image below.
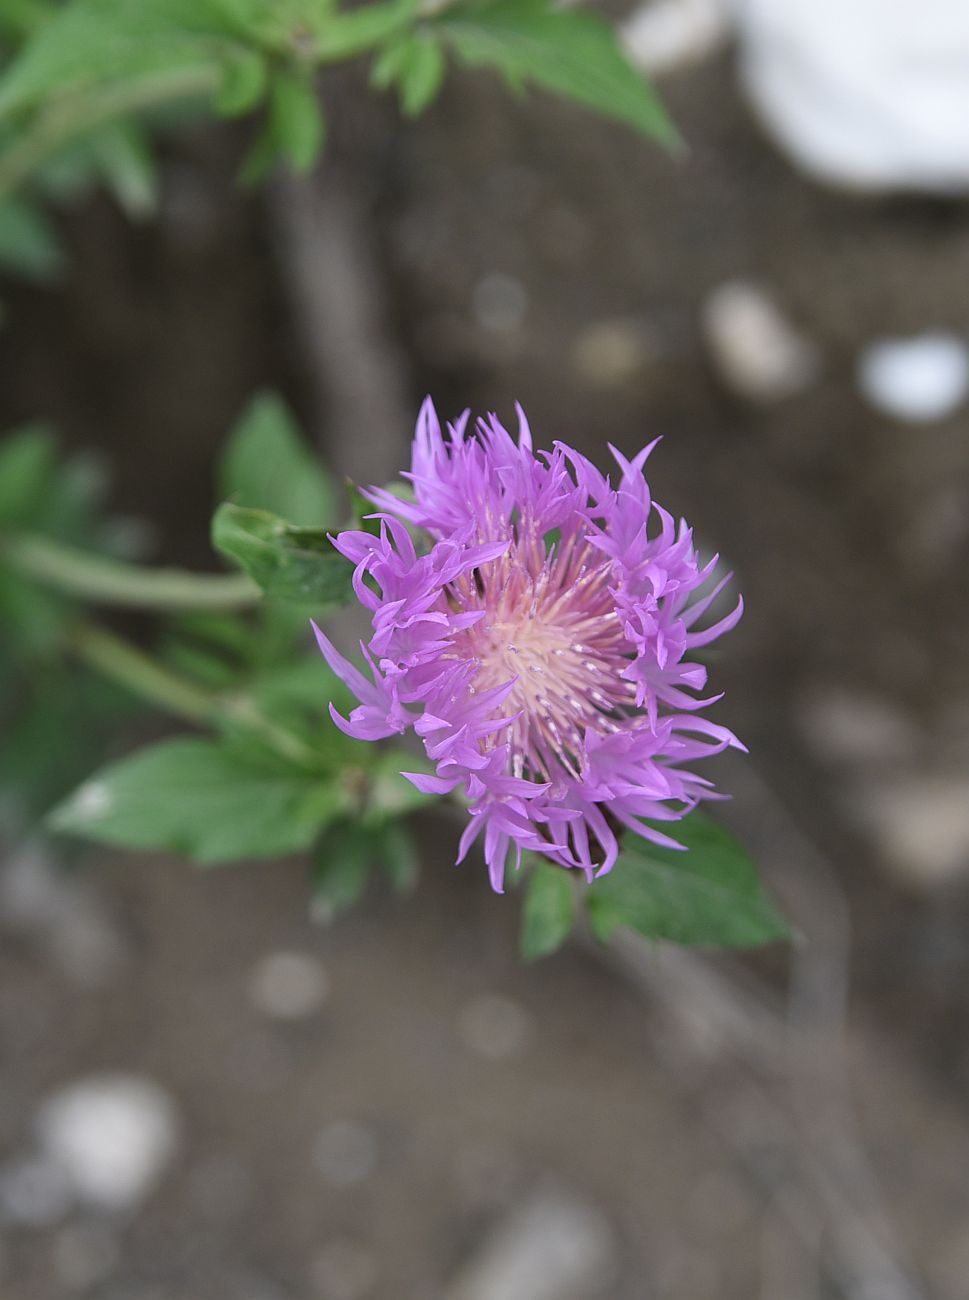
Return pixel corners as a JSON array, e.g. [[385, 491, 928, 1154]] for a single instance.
[[69, 620, 324, 770], [69, 620, 216, 726], [2, 533, 260, 611]]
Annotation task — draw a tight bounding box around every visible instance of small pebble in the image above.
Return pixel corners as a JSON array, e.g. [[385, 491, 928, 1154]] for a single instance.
[[571, 319, 655, 388], [310, 1238, 378, 1300], [796, 684, 916, 766], [314, 1122, 378, 1188], [701, 281, 820, 402], [471, 273, 528, 334], [445, 1190, 618, 1300], [857, 333, 969, 422], [249, 951, 329, 1021], [856, 774, 969, 885], [457, 995, 532, 1061]]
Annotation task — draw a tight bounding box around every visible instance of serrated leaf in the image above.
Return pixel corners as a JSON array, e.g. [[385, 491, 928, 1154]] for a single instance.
[[269, 67, 324, 171], [218, 390, 336, 526], [0, 199, 64, 282], [211, 502, 353, 606], [585, 812, 790, 949], [521, 858, 575, 959], [434, 0, 676, 145], [48, 736, 343, 864]]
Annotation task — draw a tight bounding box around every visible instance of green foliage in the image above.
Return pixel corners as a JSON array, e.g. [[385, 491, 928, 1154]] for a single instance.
[[0, 196, 63, 280], [521, 858, 576, 959], [0, 663, 135, 826], [314, 0, 417, 63], [212, 502, 353, 605], [585, 812, 790, 949], [311, 818, 376, 913], [0, 424, 147, 827], [0, 0, 672, 213], [82, 120, 159, 218], [218, 390, 337, 525], [371, 30, 445, 117], [268, 67, 325, 171], [432, 0, 677, 145], [311, 813, 420, 913], [0, 0, 236, 121], [0, 424, 58, 524], [49, 736, 345, 863]]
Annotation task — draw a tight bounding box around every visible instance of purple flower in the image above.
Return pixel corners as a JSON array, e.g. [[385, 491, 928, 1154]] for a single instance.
[[313, 401, 744, 892]]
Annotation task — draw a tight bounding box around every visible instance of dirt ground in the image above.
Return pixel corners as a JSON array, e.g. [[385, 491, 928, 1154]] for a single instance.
[[2, 35, 969, 1300]]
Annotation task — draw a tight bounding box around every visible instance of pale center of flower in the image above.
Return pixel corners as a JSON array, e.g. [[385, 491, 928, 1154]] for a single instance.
[[449, 524, 635, 781]]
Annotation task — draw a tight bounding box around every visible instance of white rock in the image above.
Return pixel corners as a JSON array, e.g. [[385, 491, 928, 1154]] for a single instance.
[[734, 0, 969, 192], [623, 0, 730, 76], [701, 280, 820, 402], [446, 1190, 618, 1300], [457, 994, 532, 1062], [857, 334, 969, 423], [248, 950, 329, 1021], [313, 1121, 378, 1187], [36, 1075, 179, 1212], [856, 775, 969, 885]]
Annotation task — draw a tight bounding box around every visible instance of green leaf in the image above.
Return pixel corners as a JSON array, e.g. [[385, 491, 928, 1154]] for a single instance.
[[521, 859, 575, 959], [214, 47, 267, 116], [310, 818, 374, 913], [269, 67, 325, 171], [0, 0, 241, 121], [314, 0, 417, 63], [0, 424, 57, 524], [374, 819, 419, 892], [434, 0, 676, 145], [364, 748, 435, 821], [218, 391, 336, 526], [48, 737, 344, 864], [211, 502, 353, 606], [585, 812, 791, 949], [0, 198, 64, 281], [0, 0, 54, 43], [0, 661, 136, 824], [371, 31, 444, 116], [89, 121, 159, 218]]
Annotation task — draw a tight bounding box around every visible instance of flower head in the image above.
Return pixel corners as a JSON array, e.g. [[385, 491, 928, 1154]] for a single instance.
[[314, 401, 744, 892]]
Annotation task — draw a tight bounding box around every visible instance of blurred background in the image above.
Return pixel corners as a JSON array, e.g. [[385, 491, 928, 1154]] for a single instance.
[[2, 1, 969, 1297]]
